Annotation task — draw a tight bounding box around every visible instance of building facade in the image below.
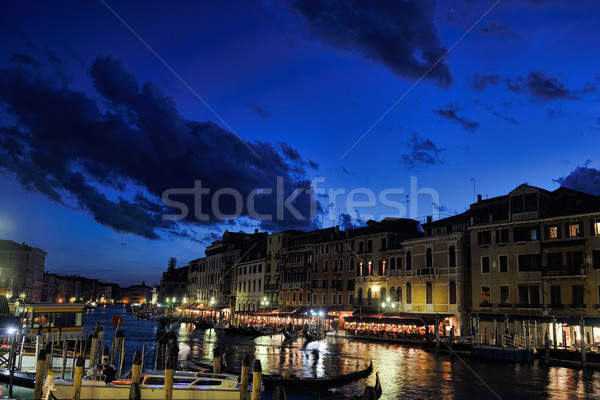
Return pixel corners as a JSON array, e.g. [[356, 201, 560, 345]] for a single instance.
[[0, 240, 46, 302]]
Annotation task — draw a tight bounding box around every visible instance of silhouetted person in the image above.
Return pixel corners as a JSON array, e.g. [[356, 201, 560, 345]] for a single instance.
[[100, 357, 116, 384]]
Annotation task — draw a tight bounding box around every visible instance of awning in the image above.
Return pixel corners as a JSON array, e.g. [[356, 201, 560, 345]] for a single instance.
[[345, 313, 447, 326]]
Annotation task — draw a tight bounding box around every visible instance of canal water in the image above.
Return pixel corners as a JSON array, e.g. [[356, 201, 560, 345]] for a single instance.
[[3, 305, 600, 399]]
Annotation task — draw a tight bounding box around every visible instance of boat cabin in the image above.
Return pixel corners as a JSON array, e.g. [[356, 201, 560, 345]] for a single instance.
[[9, 302, 86, 340]]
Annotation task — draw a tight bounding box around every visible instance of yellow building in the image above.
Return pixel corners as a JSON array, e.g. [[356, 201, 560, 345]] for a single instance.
[[470, 185, 600, 348]]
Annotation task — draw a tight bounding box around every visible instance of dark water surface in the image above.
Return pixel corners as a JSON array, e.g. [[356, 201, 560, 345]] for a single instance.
[[82, 306, 600, 400]]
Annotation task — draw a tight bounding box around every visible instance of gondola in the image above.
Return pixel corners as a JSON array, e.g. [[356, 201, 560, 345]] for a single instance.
[[303, 329, 324, 342], [262, 361, 373, 389], [193, 320, 214, 330], [0, 369, 36, 389], [282, 329, 297, 340]]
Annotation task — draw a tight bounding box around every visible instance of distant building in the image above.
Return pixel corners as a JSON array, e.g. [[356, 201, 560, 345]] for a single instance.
[[42, 273, 99, 303], [159, 258, 189, 304], [122, 281, 152, 304], [0, 240, 46, 302]]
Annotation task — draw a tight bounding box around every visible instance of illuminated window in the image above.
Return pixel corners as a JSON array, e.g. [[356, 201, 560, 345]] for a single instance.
[[594, 220, 600, 236], [368, 261, 372, 276], [481, 286, 491, 304], [569, 222, 583, 238], [548, 226, 558, 239]]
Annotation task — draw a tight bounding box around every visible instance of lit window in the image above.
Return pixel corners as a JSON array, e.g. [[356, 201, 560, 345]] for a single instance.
[[594, 221, 600, 236], [481, 286, 491, 304], [569, 222, 582, 238], [549, 226, 558, 239]]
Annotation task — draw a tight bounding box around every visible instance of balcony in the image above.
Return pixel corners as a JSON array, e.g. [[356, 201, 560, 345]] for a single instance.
[[517, 303, 542, 309], [498, 303, 512, 308], [480, 302, 492, 308], [281, 282, 303, 290], [264, 283, 279, 291], [417, 267, 439, 276], [569, 304, 586, 310], [542, 265, 586, 277], [549, 303, 564, 310]]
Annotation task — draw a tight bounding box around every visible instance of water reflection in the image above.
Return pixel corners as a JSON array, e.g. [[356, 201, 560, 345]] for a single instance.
[[84, 307, 600, 400]]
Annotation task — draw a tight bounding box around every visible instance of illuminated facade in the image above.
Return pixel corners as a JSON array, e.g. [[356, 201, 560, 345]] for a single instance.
[[0, 240, 46, 302], [470, 185, 600, 347]]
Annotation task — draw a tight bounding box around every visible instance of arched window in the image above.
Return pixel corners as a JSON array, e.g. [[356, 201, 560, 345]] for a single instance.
[[406, 251, 412, 271], [406, 283, 412, 303], [324, 260, 328, 272], [339, 259, 344, 271], [358, 288, 363, 305], [334, 259, 338, 271], [397, 286, 402, 302], [390, 286, 396, 301], [390, 257, 396, 270], [449, 246, 456, 268], [426, 248, 433, 268], [359, 262, 363, 276], [314, 261, 318, 272], [380, 287, 386, 302], [397, 257, 403, 271], [307, 269, 311, 282], [367, 288, 372, 305], [350, 258, 355, 270]]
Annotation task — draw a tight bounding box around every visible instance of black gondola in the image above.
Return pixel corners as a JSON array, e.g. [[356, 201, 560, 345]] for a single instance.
[[262, 361, 373, 389], [193, 320, 214, 330]]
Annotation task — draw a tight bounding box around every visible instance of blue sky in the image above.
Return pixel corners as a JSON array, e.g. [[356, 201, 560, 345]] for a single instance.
[[1, 1, 599, 286]]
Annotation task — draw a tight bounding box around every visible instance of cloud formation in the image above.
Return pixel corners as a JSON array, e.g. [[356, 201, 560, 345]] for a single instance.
[[287, 0, 452, 87], [248, 104, 270, 118], [506, 70, 592, 102], [432, 103, 479, 132], [0, 54, 321, 239], [554, 163, 600, 196], [400, 133, 444, 170], [478, 20, 520, 39], [468, 72, 500, 91]]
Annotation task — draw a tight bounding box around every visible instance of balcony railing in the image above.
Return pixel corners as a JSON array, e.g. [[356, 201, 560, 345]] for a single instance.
[[542, 265, 586, 277], [569, 303, 586, 310], [264, 283, 279, 291], [281, 282, 303, 289]]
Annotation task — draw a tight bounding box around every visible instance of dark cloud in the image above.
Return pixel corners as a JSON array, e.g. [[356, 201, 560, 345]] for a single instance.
[[473, 99, 518, 125], [195, 232, 222, 245], [478, 20, 520, 39], [432, 103, 479, 132], [554, 162, 600, 196], [400, 133, 444, 170], [287, 0, 452, 87], [0, 53, 322, 239], [339, 212, 365, 230], [506, 70, 583, 102], [248, 104, 270, 118], [9, 53, 40, 67], [468, 72, 500, 91], [0, 23, 37, 50]]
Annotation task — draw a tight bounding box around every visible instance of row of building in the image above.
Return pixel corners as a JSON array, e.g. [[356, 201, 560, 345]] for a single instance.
[[178, 184, 600, 346], [0, 239, 153, 304]]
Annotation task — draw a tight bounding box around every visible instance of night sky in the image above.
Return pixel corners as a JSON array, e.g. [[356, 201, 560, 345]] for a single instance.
[[1, 1, 599, 286]]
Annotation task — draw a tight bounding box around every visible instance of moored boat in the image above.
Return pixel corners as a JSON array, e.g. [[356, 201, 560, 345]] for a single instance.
[[262, 361, 373, 389], [46, 370, 258, 400]]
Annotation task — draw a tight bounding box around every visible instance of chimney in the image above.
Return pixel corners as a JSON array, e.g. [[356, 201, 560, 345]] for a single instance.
[[335, 225, 339, 234], [255, 228, 259, 234], [426, 216, 432, 223], [477, 194, 482, 202]]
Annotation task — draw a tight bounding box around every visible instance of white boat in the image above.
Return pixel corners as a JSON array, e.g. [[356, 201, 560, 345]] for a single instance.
[[45, 370, 259, 399]]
